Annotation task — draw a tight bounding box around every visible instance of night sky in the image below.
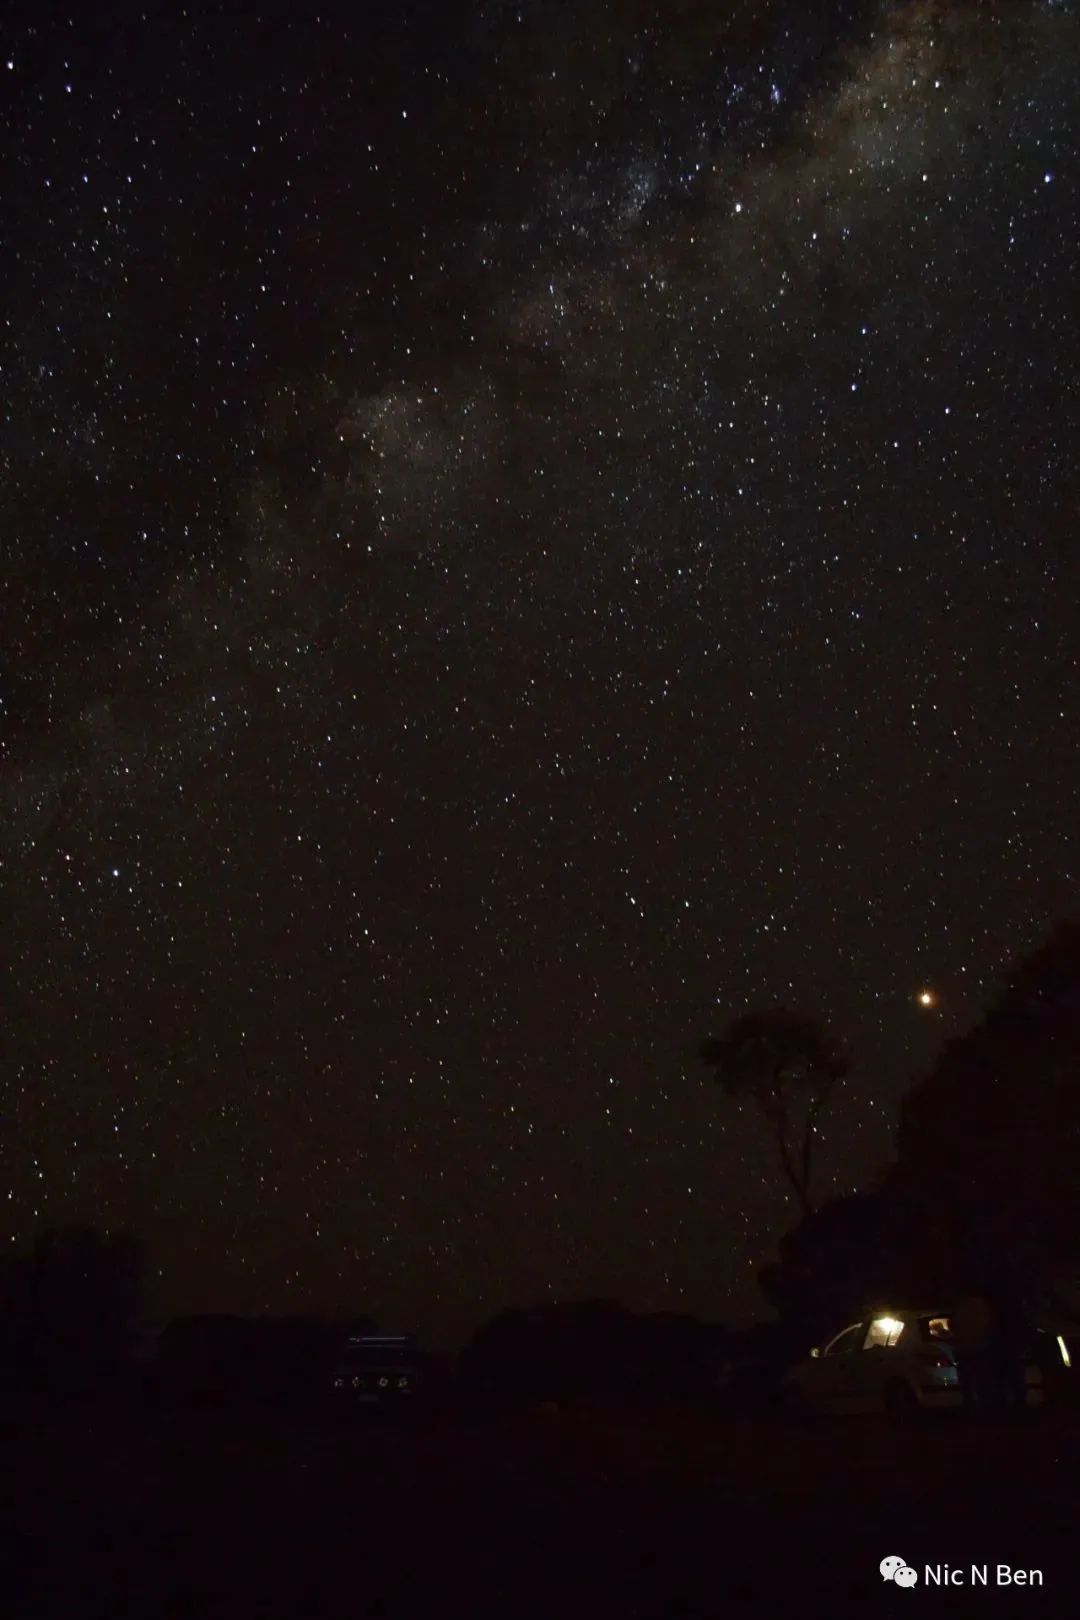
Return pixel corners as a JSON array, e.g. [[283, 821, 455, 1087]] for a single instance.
[[4, 1, 1078, 1344]]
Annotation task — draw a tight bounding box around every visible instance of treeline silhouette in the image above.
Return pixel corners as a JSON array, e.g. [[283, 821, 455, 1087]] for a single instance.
[[0, 1228, 728, 1408], [754, 919, 1080, 1352], [4, 921, 1079, 1408], [460, 1301, 726, 1404]]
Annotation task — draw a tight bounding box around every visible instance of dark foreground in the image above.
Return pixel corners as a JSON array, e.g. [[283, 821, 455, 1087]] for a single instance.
[[7, 1397, 1080, 1617]]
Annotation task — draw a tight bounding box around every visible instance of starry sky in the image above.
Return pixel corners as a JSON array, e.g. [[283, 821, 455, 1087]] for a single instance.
[[3, 1, 1078, 1344]]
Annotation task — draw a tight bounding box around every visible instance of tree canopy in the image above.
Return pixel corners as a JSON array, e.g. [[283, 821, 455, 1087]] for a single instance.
[[896, 918, 1080, 1289], [700, 1007, 848, 1218]]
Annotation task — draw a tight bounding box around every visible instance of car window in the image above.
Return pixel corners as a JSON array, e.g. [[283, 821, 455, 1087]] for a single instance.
[[824, 1324, 864, 1356], [863, 1315, 906, 1349]]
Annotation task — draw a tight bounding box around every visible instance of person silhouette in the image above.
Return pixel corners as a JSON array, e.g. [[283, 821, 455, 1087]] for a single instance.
[[993, 1277, 1031, 1415], [951, 1291, 996, 1413]]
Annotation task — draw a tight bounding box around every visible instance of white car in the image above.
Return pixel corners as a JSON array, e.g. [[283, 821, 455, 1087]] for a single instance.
[[782, 1310, 967, 1418]]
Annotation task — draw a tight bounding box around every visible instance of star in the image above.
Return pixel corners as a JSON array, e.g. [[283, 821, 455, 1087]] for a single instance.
[[1, 0, 1076, 1342]]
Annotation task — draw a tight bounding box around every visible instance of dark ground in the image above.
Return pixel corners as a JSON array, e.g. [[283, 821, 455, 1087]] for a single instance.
[[6, 1397, 1080, 1617]]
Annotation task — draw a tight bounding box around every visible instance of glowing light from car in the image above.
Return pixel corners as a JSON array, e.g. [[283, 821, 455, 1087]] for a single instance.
[[871, 1316, 905, 1345], [1058, 1335, 1072, 1368]]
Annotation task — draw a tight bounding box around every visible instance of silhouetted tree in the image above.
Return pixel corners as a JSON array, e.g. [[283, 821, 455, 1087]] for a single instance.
[[464, 1300, 635, 1402], [627, 1310, 725, 1398], [896, 918, 1080, 1296], [740, 923, 1080, 1345], [699, 1008, 848, 1218], [3, 1225, 144, 1391], [756, 1187, 950, 1347]]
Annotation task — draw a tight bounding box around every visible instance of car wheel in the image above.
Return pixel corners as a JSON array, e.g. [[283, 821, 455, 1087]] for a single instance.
[[883, 1379, 919, 1422]]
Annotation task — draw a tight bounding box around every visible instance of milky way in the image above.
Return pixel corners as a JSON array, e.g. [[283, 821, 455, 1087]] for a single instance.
[[3, 1, 1078, 1340]]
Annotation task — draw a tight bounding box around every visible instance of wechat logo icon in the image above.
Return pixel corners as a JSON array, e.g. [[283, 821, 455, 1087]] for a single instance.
[[881, 1556, 918, 1588]]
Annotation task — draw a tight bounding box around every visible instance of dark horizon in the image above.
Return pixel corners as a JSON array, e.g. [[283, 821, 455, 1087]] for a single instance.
[[4, 1, 1078, 1341]]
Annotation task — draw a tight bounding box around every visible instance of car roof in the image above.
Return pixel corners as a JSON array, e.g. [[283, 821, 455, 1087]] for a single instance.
[[856, 1308, 948, 1320], [826, 1310, 948, 1340]]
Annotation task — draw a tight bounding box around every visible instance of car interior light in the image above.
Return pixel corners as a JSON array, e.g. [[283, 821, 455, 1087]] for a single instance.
[[867, 1315, 905, 1346]]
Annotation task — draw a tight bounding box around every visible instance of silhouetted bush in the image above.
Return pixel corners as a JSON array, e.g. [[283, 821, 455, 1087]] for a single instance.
[[461, 1300, 724, 1404]]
